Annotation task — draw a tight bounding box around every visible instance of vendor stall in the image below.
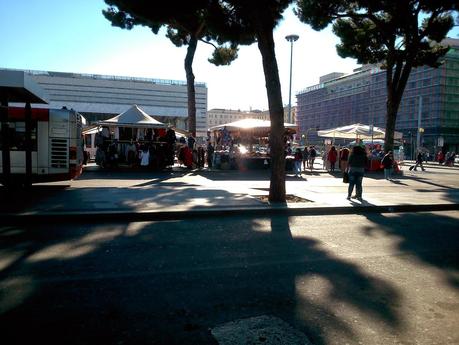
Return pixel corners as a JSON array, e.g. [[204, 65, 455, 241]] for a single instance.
[[93, 104, 176, 169], [318, 123, 403, 173], [208, 119, 297, 170]]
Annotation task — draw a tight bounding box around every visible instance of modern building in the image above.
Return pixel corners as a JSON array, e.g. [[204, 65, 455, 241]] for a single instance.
[[1, 68, 208, 137], [296, 38, 459, 157], [207, 108, 269, 129]]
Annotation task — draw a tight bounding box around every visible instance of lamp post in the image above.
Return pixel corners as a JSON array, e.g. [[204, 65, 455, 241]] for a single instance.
[[416, 95, 423, 154], [285, 34, 299, 124]]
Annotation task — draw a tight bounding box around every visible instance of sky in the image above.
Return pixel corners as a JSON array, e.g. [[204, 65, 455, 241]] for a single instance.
[[1, 1, 458, 112]]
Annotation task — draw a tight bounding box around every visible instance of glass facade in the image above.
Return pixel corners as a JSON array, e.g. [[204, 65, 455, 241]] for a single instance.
[[296, 39, 459, 155]]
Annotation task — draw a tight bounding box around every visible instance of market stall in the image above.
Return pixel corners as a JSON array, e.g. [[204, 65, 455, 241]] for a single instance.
[[94, 104, 176, 169], [318, 123, 403, 172], [208, 118, 297, 170]]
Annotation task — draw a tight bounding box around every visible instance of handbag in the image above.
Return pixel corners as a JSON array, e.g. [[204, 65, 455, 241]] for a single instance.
[[343, 171, 349, 183]]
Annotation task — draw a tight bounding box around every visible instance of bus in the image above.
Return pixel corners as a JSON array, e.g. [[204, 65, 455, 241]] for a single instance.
[[0, 106, 84, 187]]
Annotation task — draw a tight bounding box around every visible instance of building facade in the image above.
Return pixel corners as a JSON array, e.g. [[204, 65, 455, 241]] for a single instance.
[[2, 68, 208, 137], [259, 106, 297, 125], [296, 38, 459, 156]]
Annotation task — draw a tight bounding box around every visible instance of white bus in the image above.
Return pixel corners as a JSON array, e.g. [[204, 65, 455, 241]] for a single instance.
[[0, 107, 84, 187]]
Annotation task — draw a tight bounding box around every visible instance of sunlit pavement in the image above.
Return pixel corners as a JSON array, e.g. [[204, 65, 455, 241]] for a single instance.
[[0, 159, 458, 222]]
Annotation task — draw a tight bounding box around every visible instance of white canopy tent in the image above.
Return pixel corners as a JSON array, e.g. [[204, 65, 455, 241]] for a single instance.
[[82, 125, 101, 136], [98, 104, 166, 128], [317, 123, 403, 140], [209, 118, 296, 132]]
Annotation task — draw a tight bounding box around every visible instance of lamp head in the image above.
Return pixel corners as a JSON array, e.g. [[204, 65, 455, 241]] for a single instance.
[[285, 34, 299, 42]]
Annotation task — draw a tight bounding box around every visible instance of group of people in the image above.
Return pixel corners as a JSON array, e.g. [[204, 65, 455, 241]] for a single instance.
[[436, 150, 456, 166], [176, 135, 216, 170], [292, 145, 356, 178], [292, 145, 318, 177], [323, 146, 351, 172]]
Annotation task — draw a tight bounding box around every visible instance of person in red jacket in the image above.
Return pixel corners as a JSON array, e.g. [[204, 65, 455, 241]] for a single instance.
[[327, 146, 338, 172]]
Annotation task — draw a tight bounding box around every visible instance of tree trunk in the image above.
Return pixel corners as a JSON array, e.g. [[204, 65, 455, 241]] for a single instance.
[[384, 96, 397, 153], [384, 61, 412, 153], [255, 27, 286, 202], [185, 36, 197, 137]]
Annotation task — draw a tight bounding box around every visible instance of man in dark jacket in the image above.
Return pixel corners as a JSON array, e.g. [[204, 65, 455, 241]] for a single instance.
[[410, 151, 426, 171], [347, 145, 368, 201]]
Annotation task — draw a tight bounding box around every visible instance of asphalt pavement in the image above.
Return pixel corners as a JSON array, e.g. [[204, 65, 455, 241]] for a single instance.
[[1, 159, 458, 223], [1, 160, 458, 345]]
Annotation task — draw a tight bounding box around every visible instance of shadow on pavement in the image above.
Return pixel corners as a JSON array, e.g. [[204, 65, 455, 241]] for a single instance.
[[0, 185, 69, 212], [362, 211, 459, 291], [0, 214, 407, 345]]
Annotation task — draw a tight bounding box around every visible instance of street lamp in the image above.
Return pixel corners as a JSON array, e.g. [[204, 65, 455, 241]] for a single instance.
[[285, 34, 299, 124], [416, 95, 423, 154]]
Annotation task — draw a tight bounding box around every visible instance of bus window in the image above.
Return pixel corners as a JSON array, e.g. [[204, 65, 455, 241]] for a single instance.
[[0, 121, 37, 151]]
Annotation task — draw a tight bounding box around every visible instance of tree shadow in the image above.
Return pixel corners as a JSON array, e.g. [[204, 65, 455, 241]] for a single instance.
[[0, 172, 267, 215], [403, 175, 456, 190], [387, 179, 409, 186], [0, 185, 69, 212], [362, 211, 459, 291], [79, 166, 193, 181], [0, 213, 405, 345]]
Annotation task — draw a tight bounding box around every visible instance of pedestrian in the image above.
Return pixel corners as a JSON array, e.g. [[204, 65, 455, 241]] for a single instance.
[[381, 150, 394, 181], [339, 147, 350, 172], [346, 145, 368, 201], [409, 151, 426, 171], [187, 134, 196, 150], [197, 146, 205, 168], [327, 146, 338, 172], [302, 146, 309, 170], [293, 148, 302, 177], [206, 141, 214, 168], [309, 145, 317, 170], [437, 150, 445, 165], [322, 149, 328, 170], [285, 142, 292, 156], [445, 152, 456, 166]]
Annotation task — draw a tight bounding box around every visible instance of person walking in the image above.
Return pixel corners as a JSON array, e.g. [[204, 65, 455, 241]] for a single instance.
[[409, 151, 426, 171], [327, 146, 338, 172], [309, 146, 317, 171], [293, 148, 303, 177], [302, 146, 309, 170], [206, 141, 214, 169], [346, 145, 368, 201], [381, 150, 394, 181]]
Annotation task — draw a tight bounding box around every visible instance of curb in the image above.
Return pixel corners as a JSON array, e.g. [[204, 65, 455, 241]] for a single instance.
[[1, 203, 458, 225]]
